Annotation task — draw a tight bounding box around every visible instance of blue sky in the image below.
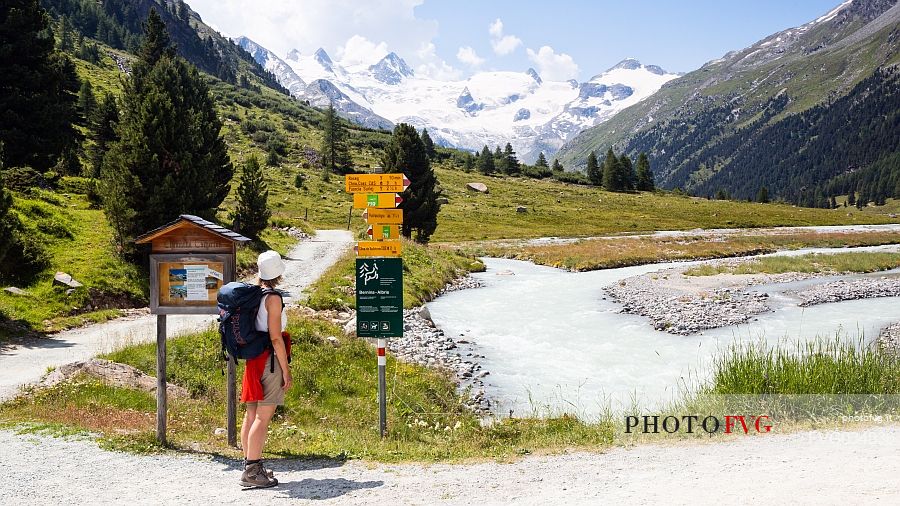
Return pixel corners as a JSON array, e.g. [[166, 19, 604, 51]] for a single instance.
[[190, 0, 843, 80]]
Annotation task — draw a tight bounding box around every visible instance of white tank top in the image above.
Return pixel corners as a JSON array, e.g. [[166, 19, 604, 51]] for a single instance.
[[255, 293, 287, 332]]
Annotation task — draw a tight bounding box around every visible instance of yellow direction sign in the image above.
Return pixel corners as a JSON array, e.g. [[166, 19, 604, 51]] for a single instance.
[[363, 208, 404, 225], [366, 224, 401, 240], [356, 241, 402, 257], [353, 193, 403, 209], [345, 173, 410, 193]]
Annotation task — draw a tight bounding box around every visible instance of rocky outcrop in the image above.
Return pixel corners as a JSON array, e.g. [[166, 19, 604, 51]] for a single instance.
[[456, 87, 483, 114]]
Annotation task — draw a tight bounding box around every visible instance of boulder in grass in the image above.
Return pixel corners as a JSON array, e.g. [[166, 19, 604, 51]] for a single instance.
[[516, 205, 527, 213], [436, 196, 449, 205], [466, 182, 488, 193], [41, 359, 189, 399], [3, 287, 28, 296], [53, 272, 83, 289]]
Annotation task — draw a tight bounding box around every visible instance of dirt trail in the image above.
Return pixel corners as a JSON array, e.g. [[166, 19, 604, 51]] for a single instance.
[[0, 230, 353, 401], [1, 425, 897, 504]]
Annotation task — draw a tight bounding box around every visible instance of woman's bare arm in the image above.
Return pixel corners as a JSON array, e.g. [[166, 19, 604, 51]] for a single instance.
[[266, 294, 292, 391]]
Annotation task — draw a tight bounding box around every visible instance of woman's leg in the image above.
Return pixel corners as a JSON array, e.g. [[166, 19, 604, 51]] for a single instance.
[[241, 403, 257, 457], [246, 404, 277, 461]]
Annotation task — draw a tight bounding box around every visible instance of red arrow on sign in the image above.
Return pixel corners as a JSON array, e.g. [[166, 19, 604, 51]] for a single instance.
[[365, 225, 373, 237], [395, 194, 403, 206], [402, 174, 410, 188]]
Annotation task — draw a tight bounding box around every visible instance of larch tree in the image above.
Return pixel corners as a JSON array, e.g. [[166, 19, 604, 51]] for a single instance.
[[503, 143, 520, 175], [381, 123, 443, 242], [320, 102, 352, 176], [635, 152, 655, 191], [535, 152, 549, 169], [100, 8, 232, 250], [586, 151, 601, 186], [421, 128, 436, 160], [477, 145, 495, 175], [234, 155, 270, 240]]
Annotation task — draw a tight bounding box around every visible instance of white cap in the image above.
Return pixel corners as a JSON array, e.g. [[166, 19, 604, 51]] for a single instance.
[[257, 250, 286, 280]]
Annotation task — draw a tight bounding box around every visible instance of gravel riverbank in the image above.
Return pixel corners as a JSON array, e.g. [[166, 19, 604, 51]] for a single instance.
[[878, 322, 900, 354], [605, 264, 900, 336]]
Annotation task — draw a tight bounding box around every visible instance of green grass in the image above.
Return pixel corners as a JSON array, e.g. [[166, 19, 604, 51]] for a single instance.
[[306, 241, 485, 310], [684, 252, 900, 276], [0, 190, 145, 336], [0, 315, 615, 462]]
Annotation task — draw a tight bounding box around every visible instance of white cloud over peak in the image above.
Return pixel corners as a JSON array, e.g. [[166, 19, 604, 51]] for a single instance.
[[526, 45, 579, 81], [416, 42, 461, 80], [456, 46, 485, 67], [488, 18, 522, 56], [336, 35, 389, 66]]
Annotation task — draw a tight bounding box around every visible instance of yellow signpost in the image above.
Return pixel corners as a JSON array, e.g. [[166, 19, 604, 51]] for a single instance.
[[345, 173, 410, 193], [352, 193, 403, 209], [363, 208, 404, 225], [345, 173, 407, 439], [366, 224, 401, 240], [356, 240, 402, 257]]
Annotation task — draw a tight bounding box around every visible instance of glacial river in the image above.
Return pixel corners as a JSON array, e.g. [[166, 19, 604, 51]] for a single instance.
[[426, 245, 900, 420]]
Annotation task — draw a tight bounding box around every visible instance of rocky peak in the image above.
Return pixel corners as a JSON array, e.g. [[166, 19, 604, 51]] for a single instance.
[[314, 48, 334, 71], [286, 48, 301, 61], [456, 86, 483, 114], [369, 52, 414, 85], [526, 67, 542, 85], [608, 58, 642, 71]]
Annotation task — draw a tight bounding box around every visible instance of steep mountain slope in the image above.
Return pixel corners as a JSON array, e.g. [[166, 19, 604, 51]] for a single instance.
[[237, 36, 678, 162], [41, 0, 287, 93], [555, 0, 900, 199]]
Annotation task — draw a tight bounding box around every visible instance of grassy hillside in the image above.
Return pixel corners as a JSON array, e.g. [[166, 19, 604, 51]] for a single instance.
[[555, 0, 900, 198]]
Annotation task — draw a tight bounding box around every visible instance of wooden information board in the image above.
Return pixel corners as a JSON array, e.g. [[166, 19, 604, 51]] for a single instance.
[[149, 254, 232, 314]]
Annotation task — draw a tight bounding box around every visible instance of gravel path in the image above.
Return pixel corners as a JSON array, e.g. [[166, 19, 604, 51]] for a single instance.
[[0, 230, 353, 401], [2, 425, 898, 504]]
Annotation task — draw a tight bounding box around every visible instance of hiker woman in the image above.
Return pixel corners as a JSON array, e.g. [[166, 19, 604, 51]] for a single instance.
[[240, 250, 293, 488]]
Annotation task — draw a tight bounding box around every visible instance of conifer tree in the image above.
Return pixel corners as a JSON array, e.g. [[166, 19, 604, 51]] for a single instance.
[[586, 151, 601, 186], [0, 149, 15, 267], [382, 123, 442, 242], [551, 159, 563, 172], [535, 152, 548, 169], [635, 152, 654, 191], [477, 145, 495, 175], [503, 143, 520, 175], [234, 155, 270, 240], [602, 148, 625, 191], [100, 9, 232, 250], [493, 145, 507, 174], [0, 0, 79, 172], [88, 92, 118, 178], [756, 186, 769, 203], [320, 103, 352, 175], [266, 145, 279, 167], [78, 80, 96, 120], [619, 154, 635, 190], [847, 189, 856, 206], [462, 152, 475, 172], [421, 128, 436, 160]]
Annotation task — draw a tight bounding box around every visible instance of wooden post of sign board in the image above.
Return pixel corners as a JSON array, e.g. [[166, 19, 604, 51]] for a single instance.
[[156, 314, 167, 445], [135, 215, 250, 447], [226, 359, 237, 447]]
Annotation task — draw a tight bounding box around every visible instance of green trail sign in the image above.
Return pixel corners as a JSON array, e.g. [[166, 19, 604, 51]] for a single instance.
[[356, 258, 403, 338]]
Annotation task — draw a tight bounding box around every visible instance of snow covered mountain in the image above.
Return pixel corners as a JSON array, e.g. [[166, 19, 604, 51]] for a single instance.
[[236, 37, 678, 162]]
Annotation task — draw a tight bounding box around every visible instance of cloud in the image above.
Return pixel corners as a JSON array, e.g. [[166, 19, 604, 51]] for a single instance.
[[336, 35, 388, 66], [416, 42, 461, 80], [456, 46, 485, 67], [488, 18, 521, 56], [526, 45, 579, 81], [186, 0, 439, 67]]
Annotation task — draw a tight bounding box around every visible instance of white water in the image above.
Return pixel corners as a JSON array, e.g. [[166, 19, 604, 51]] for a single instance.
[[426, 246, 900, 420]]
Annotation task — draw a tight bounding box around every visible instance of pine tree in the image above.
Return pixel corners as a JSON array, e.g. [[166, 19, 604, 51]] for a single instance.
[[586, 151, 601, 186], [320, 103, 352, 175], [0, 0, 80, 172], [266, 146, 279, 167], [421, 128, 436, 160], [847, 189, 856, 206], [493, 145, 507, 174], [234, 155, 270, 240], [535, 152, 548, 169], [382, 123, 442, 242], [462, 152, 475, 172], [477, 145, 495, 174], [551, 159, 563, 172], [100, 9, 233, 250], [87, 92, 118, 178], [635, 152, 654, 191], [503, 143, 520, 175], [829, 195, 837, 209], [756, 186, 769, 203], [78, 80, 96, 121], [619, 154, 635, 190], [601, 149, 628, 192]]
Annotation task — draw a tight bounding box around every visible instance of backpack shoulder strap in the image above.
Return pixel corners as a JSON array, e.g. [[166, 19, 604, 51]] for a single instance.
[[261, 288, 285, 309]]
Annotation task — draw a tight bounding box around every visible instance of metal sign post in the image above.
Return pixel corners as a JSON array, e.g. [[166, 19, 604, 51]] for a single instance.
[[346, 173, 407, 438]]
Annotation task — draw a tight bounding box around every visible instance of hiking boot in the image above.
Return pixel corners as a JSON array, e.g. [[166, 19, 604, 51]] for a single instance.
[[243, 460, 275, 479], [240, 462, 278, 488]]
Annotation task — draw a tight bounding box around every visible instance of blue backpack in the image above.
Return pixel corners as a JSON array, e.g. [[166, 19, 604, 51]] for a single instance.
[[217, 282, 283, 364]]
